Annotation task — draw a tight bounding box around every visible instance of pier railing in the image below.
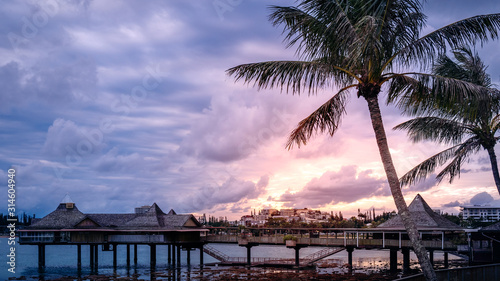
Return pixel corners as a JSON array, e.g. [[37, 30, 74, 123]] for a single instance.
[[302, 247, 345, 265], [204, 235, 456, 250], [203, 245, 230, 262]]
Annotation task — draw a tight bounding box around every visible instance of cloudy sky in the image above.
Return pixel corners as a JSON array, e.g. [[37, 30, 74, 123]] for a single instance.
[[2, 0, 500, 220]]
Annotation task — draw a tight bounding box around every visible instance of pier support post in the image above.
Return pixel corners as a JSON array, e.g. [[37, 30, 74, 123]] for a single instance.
[[245, 245, 252, 266], [402, 248, 410, 274], [346, 246, 354, 272], [94, 244, 99, 271], [168, 244, 172, 265], [186, 247, 191, 266], [172, 244, 176, 266], [390, 248, 398, 273], [240, 241, 259, 267], [177, 245, 181, 267], [77, 244, 81, 271], [199, 245, 204, 267], [38, 244, 45, 272], [134, 244, 138, 265], [444, 252, 449, 268], [428, 249, 434, 265], [126, 244, 130, 268], [294, 247, 300, 267], [90, 244, 94, 271], [150, 244, 156, 269], [113, 244, 118, 269]]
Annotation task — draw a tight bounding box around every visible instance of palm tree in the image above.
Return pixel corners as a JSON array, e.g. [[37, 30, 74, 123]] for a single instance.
[[395, 47, 500, 195], [227, 1, 500, 280]]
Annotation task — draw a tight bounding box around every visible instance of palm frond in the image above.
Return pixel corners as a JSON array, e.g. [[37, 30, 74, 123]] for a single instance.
[[399, 144, 461, 187], [387, 72, 490, 116], [226, 60, 355, 95], [394, 14, 500, 68], [269, 1, 358, 61], [434, 47, 492, 88], [394, 117, 470, 145], [286, 85, 353, 149], [436, 138, 483, 183], [491, 114, 500, 133]]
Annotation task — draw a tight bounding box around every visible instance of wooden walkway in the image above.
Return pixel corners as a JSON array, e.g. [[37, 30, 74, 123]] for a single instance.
[[204, 234, 458, 250]]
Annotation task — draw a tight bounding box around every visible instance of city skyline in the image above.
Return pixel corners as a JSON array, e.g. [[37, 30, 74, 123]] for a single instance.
[[2, 1, 500, 220]]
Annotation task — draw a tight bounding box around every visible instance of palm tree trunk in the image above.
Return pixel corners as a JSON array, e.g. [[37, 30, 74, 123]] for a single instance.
[[486, 146, 500, 196], [365, 95, 437, 281]]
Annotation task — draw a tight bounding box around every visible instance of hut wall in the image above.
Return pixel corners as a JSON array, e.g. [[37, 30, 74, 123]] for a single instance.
[[108, 234, 164, 243], [71, 232, 105, 243], [175, 231, 200, 242]]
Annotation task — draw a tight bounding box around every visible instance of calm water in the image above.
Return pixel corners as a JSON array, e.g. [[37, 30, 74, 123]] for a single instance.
[[0, 238, 461, 280]]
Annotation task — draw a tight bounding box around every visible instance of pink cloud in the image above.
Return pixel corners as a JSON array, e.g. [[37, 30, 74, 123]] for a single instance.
[[277, 165, 390, 208]]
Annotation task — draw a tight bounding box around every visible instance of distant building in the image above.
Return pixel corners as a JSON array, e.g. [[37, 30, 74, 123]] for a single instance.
[[280, 209, 295, 217], [239, 207, 329, 226], [461, 204, 500, 222], [240, 215, 254, 227], [261, 209, 279, 216]]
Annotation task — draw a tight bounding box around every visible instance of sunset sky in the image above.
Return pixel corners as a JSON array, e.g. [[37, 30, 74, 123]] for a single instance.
[[1, 0, 500, 220]]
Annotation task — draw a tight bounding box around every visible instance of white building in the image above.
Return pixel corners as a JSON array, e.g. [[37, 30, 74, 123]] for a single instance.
[[461, 205, 500, 222]]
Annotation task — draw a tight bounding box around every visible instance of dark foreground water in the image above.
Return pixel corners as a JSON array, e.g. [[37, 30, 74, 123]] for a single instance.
[[1, 238, 462, 280]]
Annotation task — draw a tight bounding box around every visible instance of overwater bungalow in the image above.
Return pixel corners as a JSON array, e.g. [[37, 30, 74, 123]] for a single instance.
[[19, 195, 207, 270], [375, 194, 464, 271]]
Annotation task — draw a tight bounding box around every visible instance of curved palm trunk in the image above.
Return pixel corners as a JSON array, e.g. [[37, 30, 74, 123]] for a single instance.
[[486, 147, 500, 196], [365, 96, 437, 281]]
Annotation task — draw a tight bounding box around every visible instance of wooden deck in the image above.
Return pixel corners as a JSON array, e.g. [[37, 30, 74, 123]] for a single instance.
[[204, 235, 458, 250]]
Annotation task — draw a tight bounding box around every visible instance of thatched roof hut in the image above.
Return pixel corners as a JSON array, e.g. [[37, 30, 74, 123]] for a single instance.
[[27, 198, 201, 231], [377, 194, 463, 231]]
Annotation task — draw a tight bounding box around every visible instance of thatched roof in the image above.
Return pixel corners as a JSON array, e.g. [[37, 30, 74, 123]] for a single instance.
[[27, 201, 201, 231], [377, 194, 463, 231], [29, 203, 86, 229]]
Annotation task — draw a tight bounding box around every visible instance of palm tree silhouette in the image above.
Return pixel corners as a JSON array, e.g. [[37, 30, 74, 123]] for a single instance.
[[395, 47, 500, 195]]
